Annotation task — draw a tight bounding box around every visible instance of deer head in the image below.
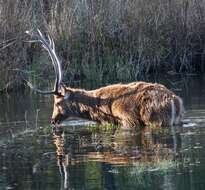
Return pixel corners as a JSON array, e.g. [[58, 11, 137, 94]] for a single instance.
[[25, 29, 71, 125]]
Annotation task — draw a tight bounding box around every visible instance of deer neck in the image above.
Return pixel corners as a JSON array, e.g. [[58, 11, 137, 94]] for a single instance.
[[66, 88, 111, 122]]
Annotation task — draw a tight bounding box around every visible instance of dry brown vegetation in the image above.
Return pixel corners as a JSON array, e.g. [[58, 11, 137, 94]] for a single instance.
[[1, 0, 205, 91]]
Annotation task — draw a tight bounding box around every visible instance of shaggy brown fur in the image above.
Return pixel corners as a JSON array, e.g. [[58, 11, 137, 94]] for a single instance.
[[51, 81, 184, 128]]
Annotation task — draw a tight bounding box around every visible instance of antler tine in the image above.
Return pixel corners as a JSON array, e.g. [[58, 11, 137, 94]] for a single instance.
[[46, 33, 60, 91], [37, 30, 62, 93], [47, 34, 55, 50], [44, 33, 62, 91], [25, 29, 63, 95], [26, 80, 58, 94], [44, 33, 62, 92], [37, 29, 46, 41], [50, 38, 62, 90]]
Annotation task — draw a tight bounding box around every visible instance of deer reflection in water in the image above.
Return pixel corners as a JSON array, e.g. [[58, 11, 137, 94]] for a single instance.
[[53, 129, 70, 190], [52, 126, 181, 189], [87, 127, 181, 164]]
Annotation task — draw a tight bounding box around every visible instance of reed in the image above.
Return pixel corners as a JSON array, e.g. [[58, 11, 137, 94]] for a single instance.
[[1, 0, 205, 91]]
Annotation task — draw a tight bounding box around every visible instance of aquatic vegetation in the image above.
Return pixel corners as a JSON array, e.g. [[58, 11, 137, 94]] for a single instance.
[[87, 123, 120, 133]]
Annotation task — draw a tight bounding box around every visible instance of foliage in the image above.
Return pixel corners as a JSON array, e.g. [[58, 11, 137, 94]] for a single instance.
[[1, 0, 205, 91]]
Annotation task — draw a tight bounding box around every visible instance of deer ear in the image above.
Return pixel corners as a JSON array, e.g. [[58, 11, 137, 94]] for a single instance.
[[60, 86, 66, 96]]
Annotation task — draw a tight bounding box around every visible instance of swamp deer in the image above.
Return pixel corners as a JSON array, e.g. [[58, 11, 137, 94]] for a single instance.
[[25, 30, 184, 128]]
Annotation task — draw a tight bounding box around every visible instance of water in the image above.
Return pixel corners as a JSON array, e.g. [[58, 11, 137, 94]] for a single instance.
[[0, 76, 205, 190]]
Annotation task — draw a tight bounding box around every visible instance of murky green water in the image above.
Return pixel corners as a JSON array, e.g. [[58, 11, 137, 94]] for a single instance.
[[1, 76, 205, 190]]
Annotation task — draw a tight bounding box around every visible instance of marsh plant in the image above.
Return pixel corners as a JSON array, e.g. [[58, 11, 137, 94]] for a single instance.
[[1, 0, 205, 91]]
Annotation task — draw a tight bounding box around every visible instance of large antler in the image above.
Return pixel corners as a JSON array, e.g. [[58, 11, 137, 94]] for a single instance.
[[25, 29, 62, 95]]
